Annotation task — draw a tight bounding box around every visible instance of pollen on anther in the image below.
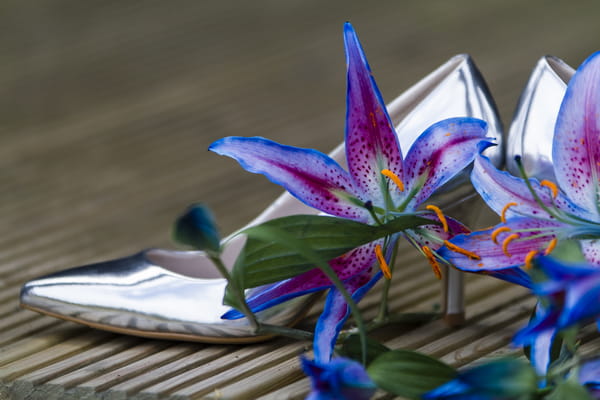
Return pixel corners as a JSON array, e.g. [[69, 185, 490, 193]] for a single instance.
[[425, 204, 448, 232], [375, 244, 392, 280], [422, 245, 442, 280], [524, 250, 538, 269], [491, 226, 511, 244], [501, 233, 520, 258], [540, 180, 559, 199], [544, 238, 558, 255], [443, 240, 481, 260], [501, 202, 518, 223], [381, 169, 404, 192]]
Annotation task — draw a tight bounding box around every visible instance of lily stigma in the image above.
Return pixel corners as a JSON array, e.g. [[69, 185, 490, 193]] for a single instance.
[[439, 51, 600, 288], [210, 22, 490, 362]]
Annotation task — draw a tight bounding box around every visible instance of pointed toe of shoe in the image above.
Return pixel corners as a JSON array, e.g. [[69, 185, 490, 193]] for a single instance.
[[20, 250, 315, 343]]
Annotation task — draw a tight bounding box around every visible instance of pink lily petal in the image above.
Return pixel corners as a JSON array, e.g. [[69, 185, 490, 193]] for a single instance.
[[222, 242, 380, 319], [314, 268, 381, 362], [343, 23, 404, 206], [582, 239, 600, 265], [439, 217, 563, 273], [471, 151, 594, 221], [404, 118, 490, 209], [209, 136, 369, 222], [553, 51, 600, 217]]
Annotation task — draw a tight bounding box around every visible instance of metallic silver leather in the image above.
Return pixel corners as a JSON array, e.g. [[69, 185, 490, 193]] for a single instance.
[[20, 54, 502, 340], [21, 250, 316, 342], [506, 55, 574, 180]]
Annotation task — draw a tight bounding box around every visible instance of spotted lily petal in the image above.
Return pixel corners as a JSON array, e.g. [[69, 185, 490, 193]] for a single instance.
[[582, 239, 600, 265], [441, 217, 561, 271], [314, 269, 382, 363], [221, 242, 379, 320], [209, 136, 369, 221], [553, 51, 600, 217], [403, 118, 491, 209], [343, 22, 404, 206], [471, 151, 594, 221]]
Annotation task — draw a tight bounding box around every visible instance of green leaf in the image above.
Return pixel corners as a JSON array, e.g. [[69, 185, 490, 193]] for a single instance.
[[547, 379, 594, 400], [232, 214, 431, 288], [339, 334, 390, 366], [173, 203, 221, 254], [367, 349, 456, 399]]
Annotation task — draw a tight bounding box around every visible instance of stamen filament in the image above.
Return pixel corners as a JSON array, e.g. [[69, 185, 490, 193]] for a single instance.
[[422, 245, 442, 280], [524, 250, 538, 269], [544, 238, 558, 255], [381, 169, 404, 192], [443, 240, 481, 260], [501, 202, 518, 223], [425, 204, 448, 233], [540, 180, 559, 199], [501, 233, 520, 258], [491, 226, 511, 244], [375, 244, 392, 280]]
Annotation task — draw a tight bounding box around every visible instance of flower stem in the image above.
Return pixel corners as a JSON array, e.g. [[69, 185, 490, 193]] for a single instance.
[[208, 254, 260, 332], [375, 238, 398, 323]]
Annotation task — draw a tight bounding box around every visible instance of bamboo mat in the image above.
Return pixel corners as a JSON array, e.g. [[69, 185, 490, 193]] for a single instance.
[[1, 1, 600, 399]]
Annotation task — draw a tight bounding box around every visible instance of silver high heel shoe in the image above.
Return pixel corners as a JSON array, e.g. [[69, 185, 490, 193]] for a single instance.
[[506, 55, 574, 180], [20, 54, 502, 342]]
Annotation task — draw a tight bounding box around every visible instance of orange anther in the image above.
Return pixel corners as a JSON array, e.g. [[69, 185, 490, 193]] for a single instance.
[[501, 233, 520, 258], [381, 169, 405, 192], [422, 246, 442, 280], [524, 250, 538, 269], [501, 202, 518, 223], [425, 204, 448, 233], [540, 180, 559, 199], [443, 240, 481, 260], [375, 244, 392, 280], [491, 226, 511, 244], [544, 238, 558, 255]]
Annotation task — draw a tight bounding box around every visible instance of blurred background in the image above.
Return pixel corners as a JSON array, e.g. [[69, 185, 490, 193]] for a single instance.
[[1, 0, 600, 274]]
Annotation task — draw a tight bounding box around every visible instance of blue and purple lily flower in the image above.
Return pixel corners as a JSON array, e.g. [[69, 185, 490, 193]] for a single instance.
[[301, 357, 376, 400], [439, 51, 600, 286], [210, 22, 489, 362], [513, 254, 600, 348], [580, 358, 600, 398]]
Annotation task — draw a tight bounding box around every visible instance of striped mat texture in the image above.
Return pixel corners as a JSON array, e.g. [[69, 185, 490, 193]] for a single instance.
[[1, 2, 599, 398]]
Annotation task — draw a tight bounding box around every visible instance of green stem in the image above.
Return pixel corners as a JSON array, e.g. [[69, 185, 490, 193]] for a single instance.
[[208, 254, 260, 332], [375, 238, 398, 323], [258, 324, 314, 341]]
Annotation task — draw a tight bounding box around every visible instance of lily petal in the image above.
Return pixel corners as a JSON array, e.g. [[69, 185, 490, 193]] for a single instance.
[[553, 51, 600, 217], [439, 217, 563, 280], [222, 242, 379, 319], [209, 136, 369, 221], [582, 239, 600, 265], [471, 151, 593, 220], [561, 272, 600, 327], [404, 118, 491, 208], [314, 269, 382, 362], [343, 22, 404, 205]]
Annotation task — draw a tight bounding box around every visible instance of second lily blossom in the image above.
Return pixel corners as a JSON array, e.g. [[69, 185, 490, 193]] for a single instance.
[[440, 51, 600, 285]]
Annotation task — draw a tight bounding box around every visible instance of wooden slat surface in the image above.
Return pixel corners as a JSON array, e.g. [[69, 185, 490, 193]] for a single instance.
[[1, 1, 600, 399]]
